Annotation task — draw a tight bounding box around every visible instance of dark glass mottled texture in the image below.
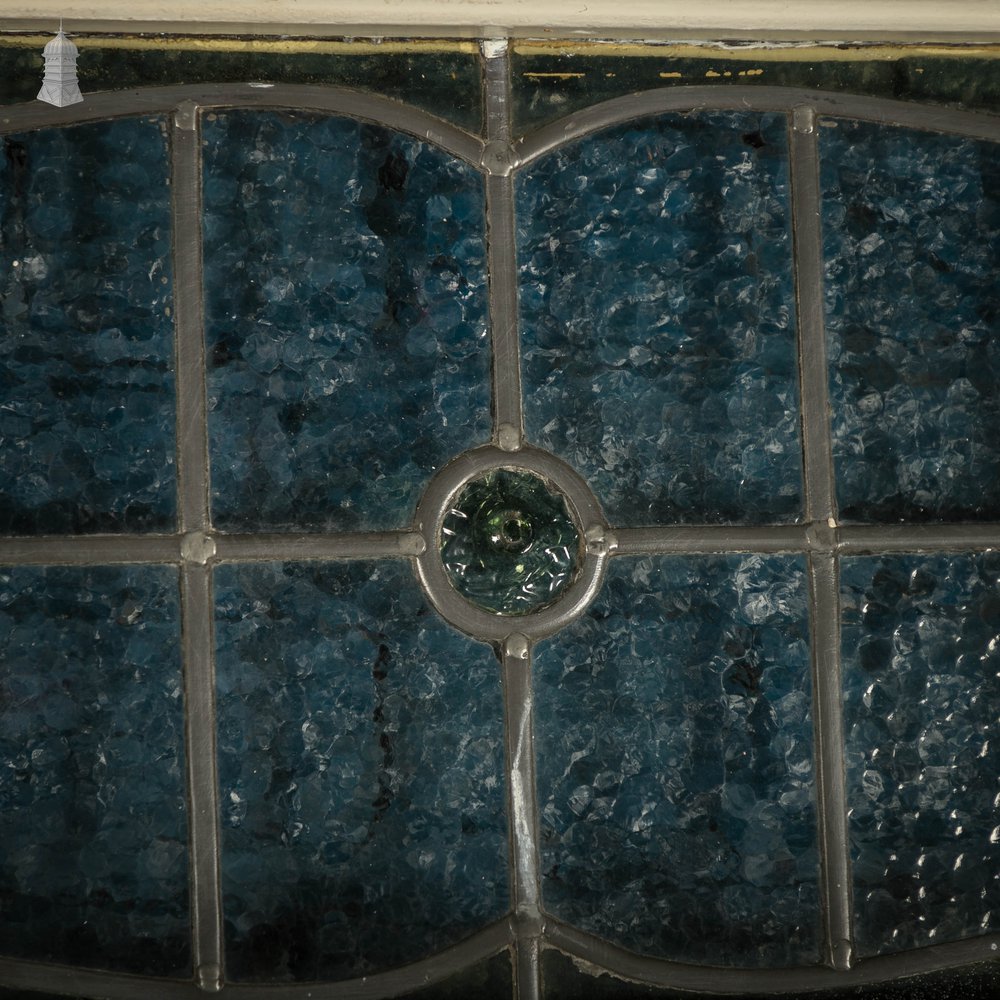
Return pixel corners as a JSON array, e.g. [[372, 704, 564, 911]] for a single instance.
[[441, 469, 581, 615], [0, 41, 483, 133], [822, 120, 1000, 522], [511, 46, 1000, 132], [541, 949, 1000, 1000], [0, 119, 176, 534], [397, 951, 513, 999], [518, 112, 802, 526], [842, 554, 1000, 956], [534, 555, 818, 966], [0, 954, 514, 1000], [0, 992, 83, 999], [0, 566, 189, 975], [215, 560, 508, 981], [203, 111, 490, 532]]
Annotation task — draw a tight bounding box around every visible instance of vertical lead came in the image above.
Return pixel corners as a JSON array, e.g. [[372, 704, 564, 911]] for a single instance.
[[172, 100, 224, 992], [502, 633, 543, 1000], [790, 103, 854, 971], [482, 39, 525, 453]]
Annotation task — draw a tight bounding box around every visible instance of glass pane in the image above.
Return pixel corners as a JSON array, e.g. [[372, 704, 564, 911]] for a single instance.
[[0, 566, 188, 975], [397, 951, 513, 999], [512, 44, 1000, 133], [541, 948, 1000, 999], [441, 468, 582, 615], [0, 39, 483, 134], [841, 554, 1000, 956], [0, 989, 97, 999], [518, 112, 802, 526], [214, 560, 508, 981], [0, 119, 176, 534], [822, 121, 1000, 522], [534, 555, 818, 967], [203, 111, 491, 533]]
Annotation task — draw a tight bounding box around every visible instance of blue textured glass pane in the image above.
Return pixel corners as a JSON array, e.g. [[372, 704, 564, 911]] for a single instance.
[[841, 554, 1000, 957], [0, 120, 176, 534], [821, 121, 1000, 522], [534, 555, 818, 966], [517, 112, 802, 526], [203, 112, 491, 532], [215, 560, 508, 981], [0, 566, 188, 975]]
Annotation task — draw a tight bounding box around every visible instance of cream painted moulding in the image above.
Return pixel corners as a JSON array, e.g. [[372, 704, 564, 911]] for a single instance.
[[4, 0, 1000, 40]]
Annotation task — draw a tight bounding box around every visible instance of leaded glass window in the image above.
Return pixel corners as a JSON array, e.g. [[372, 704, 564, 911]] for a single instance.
[[1, 34, 999, 1000]]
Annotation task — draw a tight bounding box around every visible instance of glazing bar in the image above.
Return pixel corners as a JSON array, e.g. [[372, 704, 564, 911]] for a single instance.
[[789, 105, 853, 972], [235, 919, 514, 998], [483, 39, 512, 145], [515, 934, 542, 1000], [838, 523, 1000, 552], [214, 531, 426, 562], [482, 41, 525, 452], [0, 535, 180, 565], [0, 959, 201, 1000], [0, 920, 514, 999], [808, 551, 853, 971], [0, 84, 485, 168], [173, 100, 211, 535], [2, 927, 998, 999], [172, 101, 224, 992], [502, 634, 541, 911], [543, 919, 1000, 994], [790, 106, 836, 525], [2, 521, 990, 572], [7, 84, 1000, 171], [514, 86, 1000, 167], [612, 524, 808, 555], [502, 634, 543, 1000], [180, 563, 224, 992]]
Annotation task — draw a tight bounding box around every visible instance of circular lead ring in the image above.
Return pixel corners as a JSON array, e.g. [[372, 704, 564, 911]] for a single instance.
[[413, 444, 610, 642]]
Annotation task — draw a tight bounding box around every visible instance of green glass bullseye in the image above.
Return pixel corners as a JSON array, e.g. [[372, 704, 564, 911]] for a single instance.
[[440, 469, 582, 615]]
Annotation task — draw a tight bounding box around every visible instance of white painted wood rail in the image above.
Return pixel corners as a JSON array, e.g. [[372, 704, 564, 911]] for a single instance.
[[4, 0, 1000, 41]]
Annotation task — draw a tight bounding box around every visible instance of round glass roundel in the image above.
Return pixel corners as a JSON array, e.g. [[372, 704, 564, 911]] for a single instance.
[[440, 468, 582, 616]]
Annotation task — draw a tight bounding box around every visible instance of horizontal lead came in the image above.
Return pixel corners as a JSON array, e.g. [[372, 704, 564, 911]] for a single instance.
[[837, 523, 1000, 552], [612, 523, 1000, 556], [1, 523, 997, 567], [612, 525, 809, 555], [0, 920, 515, 1000], [0, 532, 424, 567], [0, 534, 181, 565], [546, 918, 1000, 995], [213, 531, 427, 562]]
